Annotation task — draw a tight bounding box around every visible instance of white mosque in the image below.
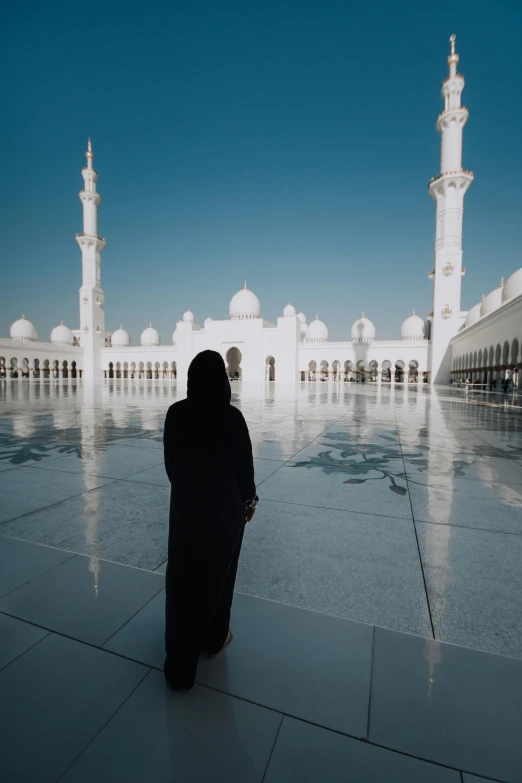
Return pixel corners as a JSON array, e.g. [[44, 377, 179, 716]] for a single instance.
[[1, 37, 521, 388]]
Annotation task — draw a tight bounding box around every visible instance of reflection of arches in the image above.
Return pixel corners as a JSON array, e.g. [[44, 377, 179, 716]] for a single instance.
[[395, 360, 405, 383], [265, 356, 275, 381], [226, 347, 242, 380], [512, 339, 519, 366], [320, 360, 329, 381]]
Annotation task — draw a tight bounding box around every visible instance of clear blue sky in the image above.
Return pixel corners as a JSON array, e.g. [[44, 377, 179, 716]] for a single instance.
[[2, 0, 521, 341]]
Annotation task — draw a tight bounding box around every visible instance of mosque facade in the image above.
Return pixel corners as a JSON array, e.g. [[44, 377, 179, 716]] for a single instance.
[[1, 37, 521, 388]]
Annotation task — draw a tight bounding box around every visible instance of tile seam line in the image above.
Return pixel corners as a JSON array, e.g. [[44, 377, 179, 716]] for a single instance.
[[414, 518, 522, 538], [190, 679, 485, 779], [365, 625, 376, 739], [54, 667, 153, 783], [469, 426, 522, 457], [0, 533, 169, 575], [0, 553, 79, 601], [100, 584, 165, 647], [397, 429, 435, 639], [0, 627, 51, 674], [22, 461, 164, 480], [260, 712, 285, 783], [258, 496, 413, 522], [0, 480, 118, 527]]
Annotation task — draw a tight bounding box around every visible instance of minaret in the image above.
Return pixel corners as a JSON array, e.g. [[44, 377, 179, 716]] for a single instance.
[[428, 35, 473, 384], [76, 139, 106, 381]]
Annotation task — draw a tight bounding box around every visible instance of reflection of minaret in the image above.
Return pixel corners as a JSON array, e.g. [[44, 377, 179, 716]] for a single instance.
[[81, 383, 103, 595], [76, 139, 106, 383], [423, 638, 442, 698], [429, 36, 473, 384]]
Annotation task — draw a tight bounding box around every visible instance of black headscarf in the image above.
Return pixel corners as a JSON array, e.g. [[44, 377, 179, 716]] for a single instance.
[[186, 350, 231, 412]]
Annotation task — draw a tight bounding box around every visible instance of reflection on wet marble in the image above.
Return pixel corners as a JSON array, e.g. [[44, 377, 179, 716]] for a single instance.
[[1, 379, 522, 658]]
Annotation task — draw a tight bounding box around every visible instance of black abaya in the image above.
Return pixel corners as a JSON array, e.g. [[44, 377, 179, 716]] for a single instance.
[[163, 350, 256, 689]]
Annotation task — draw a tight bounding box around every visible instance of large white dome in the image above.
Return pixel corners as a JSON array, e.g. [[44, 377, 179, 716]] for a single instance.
[[111, 325, 131, 347], [480, 280, 504, 317], [140, 323, 160, 346], [400, 310, 426, 340], [502, 267, 522, 302], [229, 282, 261, 320], [50, 321, 74, 345], [10, 315, 37, 342], [351, 313, 375, 342], [283, 302, 296, 317], [464, 302, 482, 329], [306, 315, 328, 342]]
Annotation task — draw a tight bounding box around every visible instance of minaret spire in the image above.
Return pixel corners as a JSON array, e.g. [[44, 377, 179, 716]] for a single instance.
[[86, 138, 94, 169], [448, 34, 459, 79], [428, 36, 473, 384], [76, 139, 106, 381]]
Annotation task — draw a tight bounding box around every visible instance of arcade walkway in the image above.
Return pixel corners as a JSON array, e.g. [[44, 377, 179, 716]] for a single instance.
[[1, 534, 521, 783]]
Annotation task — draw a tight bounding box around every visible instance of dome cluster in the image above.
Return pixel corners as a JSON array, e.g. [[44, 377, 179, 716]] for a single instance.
[[50, 321, 74, 345], [400, 310, 426, 340], [10, 315, 37, 342], [462, 267, 522, 332], [229, 283, 261, 320], [351, 313, 376, 343]]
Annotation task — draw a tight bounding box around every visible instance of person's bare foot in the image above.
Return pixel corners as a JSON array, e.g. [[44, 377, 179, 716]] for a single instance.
[[205, 629, 233, 658]]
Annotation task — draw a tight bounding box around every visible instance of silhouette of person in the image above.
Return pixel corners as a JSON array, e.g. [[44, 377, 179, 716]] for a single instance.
[[163, 350, 258, 689]]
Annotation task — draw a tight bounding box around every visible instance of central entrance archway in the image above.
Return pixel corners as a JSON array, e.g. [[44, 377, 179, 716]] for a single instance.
[[226, 347, 242, 380]]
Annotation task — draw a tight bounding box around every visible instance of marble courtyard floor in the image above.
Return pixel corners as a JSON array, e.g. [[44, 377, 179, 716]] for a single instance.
[[0, 380, 521, 782]]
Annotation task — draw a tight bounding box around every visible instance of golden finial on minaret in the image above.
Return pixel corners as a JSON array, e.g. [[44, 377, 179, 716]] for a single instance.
[[448, 34, 459, 73], [86, 137, 94, 168]]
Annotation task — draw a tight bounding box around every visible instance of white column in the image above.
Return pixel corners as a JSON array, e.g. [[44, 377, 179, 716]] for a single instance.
[[429, 36, 473, 384], [76, 140, 106, 383]]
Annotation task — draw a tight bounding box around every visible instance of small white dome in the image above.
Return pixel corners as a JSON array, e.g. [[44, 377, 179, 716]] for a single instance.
[[400, 310, 426, 340], [183, 310, 194, 323], [229, 282, 261, 319], [306, 315, 328, 342], [464, 302, 482, 329], [351, 313, 375, 342], [204, 317, 213, 328], [480, 280, 504, 317], [297, 312, 306, 324], [50, 321, 74, 345], [502, 268, 522, 302], [283, 302, 296, 317], [111, 325, 131, 347], [10, 314, 37, 342], [140, 323, 160, 346], [171, 327, 178, 345]]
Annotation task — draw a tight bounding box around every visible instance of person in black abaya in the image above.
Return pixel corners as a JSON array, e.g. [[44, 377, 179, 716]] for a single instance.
[[163, 350, 258, 690]]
